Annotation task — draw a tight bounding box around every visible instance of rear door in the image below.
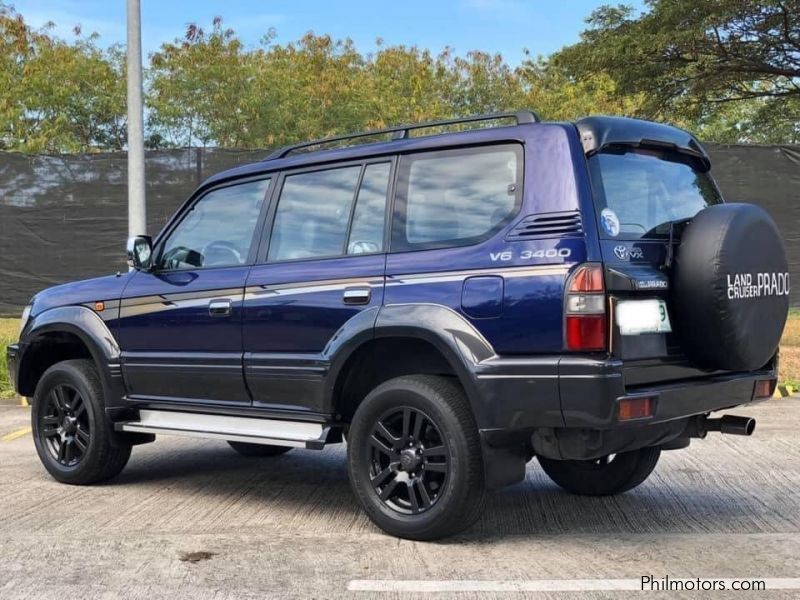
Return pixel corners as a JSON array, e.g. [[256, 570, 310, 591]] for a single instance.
[[118, 177, 271, 405], [586, 147, 723, 365], [242, 159, 393, 413]]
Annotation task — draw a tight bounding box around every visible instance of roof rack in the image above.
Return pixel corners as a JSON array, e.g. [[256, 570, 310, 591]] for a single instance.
[[265, 110, 539, 160]]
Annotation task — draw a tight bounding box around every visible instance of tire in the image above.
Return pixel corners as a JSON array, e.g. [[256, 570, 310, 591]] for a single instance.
[[31, 359, 131, 485], [347, 375, 485, 540], [673, 203, 789, 370], [538, 446, 661, 496], [227, 441, 292, 457]]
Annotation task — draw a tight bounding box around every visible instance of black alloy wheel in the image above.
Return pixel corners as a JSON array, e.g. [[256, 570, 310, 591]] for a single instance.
[[367, 406, 449, 515], [32, 359, 132, 485], [347, 375, 486, 540], [39, 383, 91, 468]]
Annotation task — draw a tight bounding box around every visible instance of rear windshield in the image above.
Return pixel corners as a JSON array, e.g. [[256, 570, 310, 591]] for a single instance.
[[588, 148, 722, 239]]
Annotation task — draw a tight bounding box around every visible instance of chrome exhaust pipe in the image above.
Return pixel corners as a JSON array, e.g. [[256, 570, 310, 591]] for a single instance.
[[684, 415, 756, 438], [705, 415, 756, 436]]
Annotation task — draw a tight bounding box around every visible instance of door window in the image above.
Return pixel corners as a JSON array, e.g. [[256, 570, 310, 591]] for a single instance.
[[269, 162, 391, 261], [347, 162, 391, 254], [158, 178, 270, 270]]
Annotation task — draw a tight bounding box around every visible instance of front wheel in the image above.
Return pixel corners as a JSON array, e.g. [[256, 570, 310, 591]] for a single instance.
[[347, 375, 485, 540], [538, 447, 661, 496], [31, 359, 131, 485]]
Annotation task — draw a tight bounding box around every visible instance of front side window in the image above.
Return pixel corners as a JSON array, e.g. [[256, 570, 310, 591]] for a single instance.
[[589, 148, 722, 239], [393, 145, 522, 251], [158, 178, 270, 270]]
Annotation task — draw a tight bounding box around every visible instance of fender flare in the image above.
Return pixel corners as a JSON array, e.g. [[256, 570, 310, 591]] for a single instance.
[[322, 303, 496, 427], [321, 303, 526, 489], [18, 306, 124, 406]]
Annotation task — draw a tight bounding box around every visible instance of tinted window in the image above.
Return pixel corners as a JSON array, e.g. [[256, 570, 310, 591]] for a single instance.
[[347, 162, 390, 254], [269, 166, 361, 261], [393, 145, 521, 251], [158, 179, 269, 270], [589, 148, 722, 239]]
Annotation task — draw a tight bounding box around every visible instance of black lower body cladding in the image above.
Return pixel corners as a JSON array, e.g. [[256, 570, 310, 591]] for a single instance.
[[672, 203, 789, 371]]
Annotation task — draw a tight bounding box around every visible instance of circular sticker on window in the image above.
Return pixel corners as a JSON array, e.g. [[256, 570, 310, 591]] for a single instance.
[[600, 208, 620, 237]]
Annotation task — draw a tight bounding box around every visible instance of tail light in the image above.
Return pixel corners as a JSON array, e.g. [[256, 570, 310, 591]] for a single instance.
[[565, 263, 607, 351]]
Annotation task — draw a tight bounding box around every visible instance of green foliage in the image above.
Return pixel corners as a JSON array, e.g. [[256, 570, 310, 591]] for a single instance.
[[0, 318, 19, 399], [1, 1, 798, 151], [148, 17, 265, 147], [552, 0, 800, 143], [0, 4, 126, 152], [516, 54, 644, 121]]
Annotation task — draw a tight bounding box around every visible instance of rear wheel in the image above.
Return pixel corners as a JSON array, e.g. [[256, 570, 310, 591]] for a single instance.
[[347, 375, 485, 540], [31, 359, 131, 485], [227, 441, 292, 457], [538, 447, 661, 496]]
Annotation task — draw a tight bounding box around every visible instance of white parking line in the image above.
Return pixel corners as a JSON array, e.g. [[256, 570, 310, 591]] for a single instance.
[[347, 578, 800, 593]]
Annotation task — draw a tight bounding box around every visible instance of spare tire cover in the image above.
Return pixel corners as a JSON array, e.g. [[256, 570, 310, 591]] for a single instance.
[[673, 203, 789, 371]]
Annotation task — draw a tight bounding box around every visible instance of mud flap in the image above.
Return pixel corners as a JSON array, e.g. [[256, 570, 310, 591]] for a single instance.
[[479, 432, 528, 490]]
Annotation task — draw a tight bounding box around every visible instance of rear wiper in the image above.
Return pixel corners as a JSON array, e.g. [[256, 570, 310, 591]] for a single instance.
[[661, 217, 693, 270]]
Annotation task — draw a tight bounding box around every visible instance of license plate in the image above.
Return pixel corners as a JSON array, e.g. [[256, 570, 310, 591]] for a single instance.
[[616, 299, 672, 335]]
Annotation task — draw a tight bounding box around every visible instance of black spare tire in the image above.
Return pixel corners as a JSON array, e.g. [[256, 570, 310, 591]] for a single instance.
[[673, 203, 789, 371]]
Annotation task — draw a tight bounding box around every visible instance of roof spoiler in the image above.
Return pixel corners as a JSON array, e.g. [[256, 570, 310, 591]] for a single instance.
[[576, 116, 711, 171]]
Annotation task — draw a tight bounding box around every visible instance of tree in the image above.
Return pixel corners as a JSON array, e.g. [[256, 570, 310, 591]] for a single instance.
[[249, 33, 370, 145], [146, 17, 255, 147], [4, 3, 799, 151], [517, 54, 644, 121], [0, 3, 126, 153], [552, 0, 800, 142], [362, 44, 455, 128]]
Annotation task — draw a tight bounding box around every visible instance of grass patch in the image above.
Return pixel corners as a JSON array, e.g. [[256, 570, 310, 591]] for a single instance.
[[780, 311, 800, 388], [0, 318, 19, 399], [0, 312, 798, 398]]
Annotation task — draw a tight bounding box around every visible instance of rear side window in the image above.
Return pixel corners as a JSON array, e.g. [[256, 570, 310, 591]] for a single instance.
[[347, 162, 391, 254], [588, 148, 722, 239], [268, 166, 361, 261], [268, 162, 391, 261], [392, 144, 522, 252]]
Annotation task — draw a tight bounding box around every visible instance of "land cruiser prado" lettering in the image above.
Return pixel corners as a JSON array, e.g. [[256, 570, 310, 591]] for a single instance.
[[727, 272, 790, 300]]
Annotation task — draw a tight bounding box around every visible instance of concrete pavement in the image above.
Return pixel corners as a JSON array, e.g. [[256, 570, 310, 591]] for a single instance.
[[1, 398, 799, 599]]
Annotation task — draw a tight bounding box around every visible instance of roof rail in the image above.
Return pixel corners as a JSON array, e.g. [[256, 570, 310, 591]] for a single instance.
[[265, 110, 539, 160]]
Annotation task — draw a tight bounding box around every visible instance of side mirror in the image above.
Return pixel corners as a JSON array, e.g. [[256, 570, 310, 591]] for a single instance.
[[126, 235, 153, 270]]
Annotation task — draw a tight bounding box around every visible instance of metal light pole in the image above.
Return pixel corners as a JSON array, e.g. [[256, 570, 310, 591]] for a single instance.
[[127, 0, 146, 237]]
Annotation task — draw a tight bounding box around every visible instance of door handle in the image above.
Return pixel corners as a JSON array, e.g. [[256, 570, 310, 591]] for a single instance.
[[208, 299, 232, 317], [343, 286, 371, 305]]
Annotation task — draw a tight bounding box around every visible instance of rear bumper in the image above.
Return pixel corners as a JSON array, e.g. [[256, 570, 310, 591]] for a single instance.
[[558, 356, 775, 429], [474, 353, 776, 459], [6, 344, 20, 393]]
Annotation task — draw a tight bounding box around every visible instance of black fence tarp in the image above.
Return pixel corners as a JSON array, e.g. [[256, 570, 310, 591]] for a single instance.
[[0, 144, 798, 315]]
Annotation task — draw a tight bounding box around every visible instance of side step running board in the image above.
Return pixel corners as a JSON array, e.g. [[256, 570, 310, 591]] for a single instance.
[[116, 410, 330, 450]]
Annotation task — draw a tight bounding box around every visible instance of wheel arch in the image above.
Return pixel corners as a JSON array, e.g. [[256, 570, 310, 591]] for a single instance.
[[325, 303, 495, 427], [18, 306, 123, 406]]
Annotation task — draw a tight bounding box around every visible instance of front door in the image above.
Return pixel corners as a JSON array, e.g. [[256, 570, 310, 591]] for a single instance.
[[118, 177, 272, 405], [243, 160, 393, 413]]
